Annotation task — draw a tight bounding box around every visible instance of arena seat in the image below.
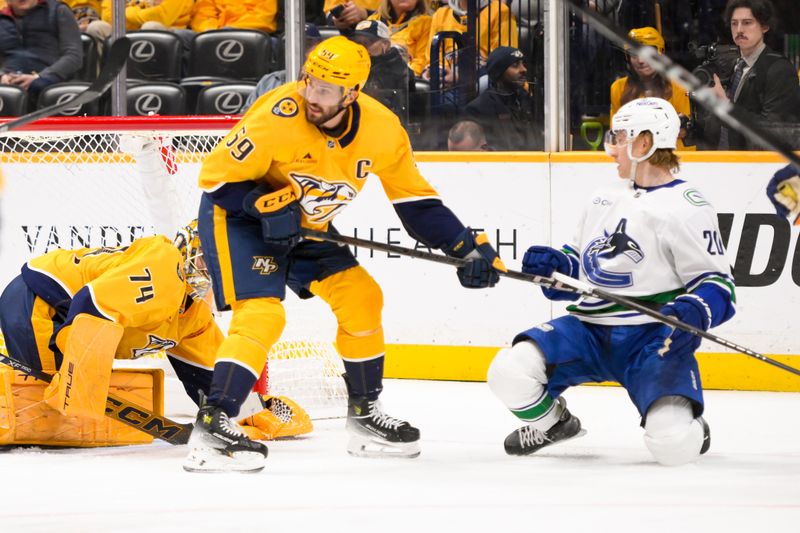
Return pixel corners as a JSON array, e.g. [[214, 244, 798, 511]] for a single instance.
[[78, 33, 99, 81], [195, 83, 255, 115], [126, 31, 184, 82], [186, 30, 271, 82], [126, 82, 187, 116], [0, 85, 28, 116], [38, 82, 99, 116]]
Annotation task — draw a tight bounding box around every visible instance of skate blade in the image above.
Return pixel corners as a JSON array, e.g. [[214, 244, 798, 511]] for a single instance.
[[347, 435, 421, 458], [182, 448, 266, 473]]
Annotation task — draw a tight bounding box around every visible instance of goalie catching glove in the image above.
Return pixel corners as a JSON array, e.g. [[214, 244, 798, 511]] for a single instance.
[[766, 164, 800, 223], [243, 184, 302, 253], [238, 395, 313, 440], [444, 227, 506, 288]]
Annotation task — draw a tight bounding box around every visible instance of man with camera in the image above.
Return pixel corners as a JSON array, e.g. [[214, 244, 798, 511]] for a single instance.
[[701, 0, 798, 150]]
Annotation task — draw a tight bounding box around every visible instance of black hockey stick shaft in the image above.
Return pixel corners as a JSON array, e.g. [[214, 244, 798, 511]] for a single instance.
[[0, 351, 192, 444], [302, 228, 800, 377], [563, 0, 800, 171], [0, 37, 131, 134]]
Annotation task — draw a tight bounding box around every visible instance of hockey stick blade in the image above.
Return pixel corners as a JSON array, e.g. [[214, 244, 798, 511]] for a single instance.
[[302, 228, 800, 377], [563, 0, 800, 172], [0, 37, 131, 134], [0, 351, 193, 445]]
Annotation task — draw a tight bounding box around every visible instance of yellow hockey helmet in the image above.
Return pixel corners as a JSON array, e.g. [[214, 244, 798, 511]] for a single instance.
[[174, 220, 211, 300], [303, 36, 371, 92], [628, 27, 665, 54]]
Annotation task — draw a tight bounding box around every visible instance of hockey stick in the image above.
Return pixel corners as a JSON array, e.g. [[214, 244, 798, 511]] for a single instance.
[[302, 228, 800, 377], [0, 352, 192, 445], [0, 37, 131, 134], [563, 0, 800, 171]]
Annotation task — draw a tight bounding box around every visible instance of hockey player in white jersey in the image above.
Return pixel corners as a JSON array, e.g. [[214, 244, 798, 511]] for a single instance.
[[487, 97, 736, 465]]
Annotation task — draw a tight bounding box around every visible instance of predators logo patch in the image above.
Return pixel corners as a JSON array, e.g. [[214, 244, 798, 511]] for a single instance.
[[252, 256, 278, 275], [289, 173, 357, 223], [272, 98, 298, 118], [132, 334, 177, 359]]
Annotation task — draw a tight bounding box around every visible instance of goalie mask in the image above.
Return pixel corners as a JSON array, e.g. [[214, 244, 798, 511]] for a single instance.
[[174, 220, 211, 300]]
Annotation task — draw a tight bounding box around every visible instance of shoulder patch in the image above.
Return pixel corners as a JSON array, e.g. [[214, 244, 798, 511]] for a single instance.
[[272, 97, 298, 118], [683, 189, 709, 206]]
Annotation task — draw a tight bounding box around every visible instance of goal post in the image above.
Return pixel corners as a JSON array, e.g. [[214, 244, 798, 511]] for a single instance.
[[0, 116, 348, 420]]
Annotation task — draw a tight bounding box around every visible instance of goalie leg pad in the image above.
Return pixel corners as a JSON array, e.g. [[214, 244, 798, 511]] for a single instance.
[[43, 314, 124, 420], [643, 395, 705, 466], [0, 366, 164, 447]]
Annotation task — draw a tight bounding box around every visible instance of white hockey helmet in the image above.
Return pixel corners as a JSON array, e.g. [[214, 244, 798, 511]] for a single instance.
[[609, 97, 680, 152]]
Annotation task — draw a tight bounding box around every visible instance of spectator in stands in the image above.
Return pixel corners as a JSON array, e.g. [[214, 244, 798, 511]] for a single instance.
[[609, 27, 694, 150], [448, 119, 490, 151], [366, 0, 431, 77], [325, 0, 378, 32], [63, 0, 100, 31], [86, 0, 194, 41], [0, 0, 83, 99], [464, 46, 538, 151], [350, 19, 414, 122], [701, 0, 799, 150], [243, 23, 323, 112], [188, 0, 277, 34], [423, 0, 518, 83]]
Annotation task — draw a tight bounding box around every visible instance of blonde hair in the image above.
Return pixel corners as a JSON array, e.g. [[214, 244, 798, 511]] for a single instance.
[[379, 0, 431, 22], [642, 132, 680, 172]]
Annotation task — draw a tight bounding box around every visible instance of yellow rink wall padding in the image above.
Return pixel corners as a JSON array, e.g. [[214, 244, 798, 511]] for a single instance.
[[383, 344, 800, 393]]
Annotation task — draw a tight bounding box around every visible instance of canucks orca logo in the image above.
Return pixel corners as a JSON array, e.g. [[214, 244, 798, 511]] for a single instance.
[[581, 218, 644, 288], [289, 173, 357, 223], [132, 334, 177, 359], [272, 97, 298, 117]]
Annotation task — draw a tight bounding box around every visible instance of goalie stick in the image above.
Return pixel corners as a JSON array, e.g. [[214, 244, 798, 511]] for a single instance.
[[0, 351, 193, 445], [563, 0, 800, 172], [301, 228, 800, 378], [0, 37, 131, 134]]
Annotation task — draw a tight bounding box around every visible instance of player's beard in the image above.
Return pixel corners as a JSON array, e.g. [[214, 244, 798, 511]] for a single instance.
[[305, 101, 347, 126]]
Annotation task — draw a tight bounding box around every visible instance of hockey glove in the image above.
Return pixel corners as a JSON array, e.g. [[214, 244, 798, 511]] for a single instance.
[[657, 295, 710, 356], [766, 164, 800, 222], [522, 245, 579, 301], [243, 184, 302, 253], [444, 227, 506, 289]]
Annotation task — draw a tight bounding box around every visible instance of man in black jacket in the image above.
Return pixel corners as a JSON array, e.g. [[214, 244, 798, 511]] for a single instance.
[[464, 46, 540, 151], [702, 0, 799, 150], [0, 0, 82, 100]]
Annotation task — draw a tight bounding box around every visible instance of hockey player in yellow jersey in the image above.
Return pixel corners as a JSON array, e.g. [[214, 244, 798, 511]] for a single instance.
[[0, 223, 311, 456], [191, 35, 505, 471]]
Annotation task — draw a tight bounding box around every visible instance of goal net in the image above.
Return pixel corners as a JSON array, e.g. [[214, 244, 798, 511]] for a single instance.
[[0, 116, 348, 420]]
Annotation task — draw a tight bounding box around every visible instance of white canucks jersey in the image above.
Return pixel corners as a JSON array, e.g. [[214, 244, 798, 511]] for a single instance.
[[563, 179, 735, 325]]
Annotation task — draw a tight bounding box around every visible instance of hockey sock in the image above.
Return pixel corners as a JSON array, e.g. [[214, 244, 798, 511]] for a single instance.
[[509, 390, 562, 431], [343, 356, 384, 400], [206, 360, 259, 418]]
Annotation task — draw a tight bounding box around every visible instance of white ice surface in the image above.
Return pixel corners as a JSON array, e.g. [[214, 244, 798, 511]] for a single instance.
[[2, 380, 799, 533]]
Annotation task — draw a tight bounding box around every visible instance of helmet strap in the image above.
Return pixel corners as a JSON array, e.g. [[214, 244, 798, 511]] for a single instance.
[[626, 141, 657, 182]]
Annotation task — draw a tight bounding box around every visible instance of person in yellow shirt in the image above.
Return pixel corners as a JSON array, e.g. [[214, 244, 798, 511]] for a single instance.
[[609, 27, 694, 150], [85, 0, 194, 42], [423, 0, 518, 83], [367, 0, 431, 77], [189, 0, 277, 33], [62, 0, 101, 31], [188, 36, 505, 472], [326, 0, 380, 30], [0, 223, 310, 453]]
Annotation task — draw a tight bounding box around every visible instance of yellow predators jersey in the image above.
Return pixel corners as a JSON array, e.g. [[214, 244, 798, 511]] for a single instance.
[[25, 236, 220, 363], [198, 82, 441, 231]]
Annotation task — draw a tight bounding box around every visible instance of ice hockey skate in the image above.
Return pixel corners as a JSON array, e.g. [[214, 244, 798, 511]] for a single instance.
[[346, 397, 421, 458], [183, 404, 268, 473], [504, 397, 586, 456], [699, 416, 711, 455]]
